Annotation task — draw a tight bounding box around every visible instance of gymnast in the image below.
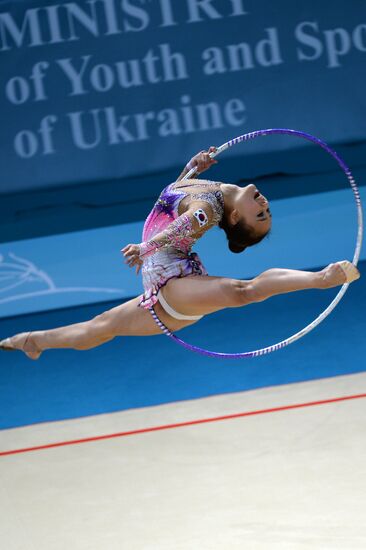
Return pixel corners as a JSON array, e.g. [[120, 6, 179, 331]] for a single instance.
[[0, 147, 360, 360]]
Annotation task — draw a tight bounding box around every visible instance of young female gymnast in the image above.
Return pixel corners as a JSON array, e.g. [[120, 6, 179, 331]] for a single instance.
[[0, 148, 360, 360]]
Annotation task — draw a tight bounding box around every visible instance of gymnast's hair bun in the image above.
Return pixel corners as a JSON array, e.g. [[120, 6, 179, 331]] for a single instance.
[[228, 241, 247, 253]]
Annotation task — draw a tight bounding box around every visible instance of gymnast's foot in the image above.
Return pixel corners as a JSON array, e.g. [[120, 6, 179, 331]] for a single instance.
[[320, 261, 360, 289], [0, 332, 42, 360]]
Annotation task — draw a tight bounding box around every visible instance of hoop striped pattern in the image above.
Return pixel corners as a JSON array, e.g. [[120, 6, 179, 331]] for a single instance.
[[150, 129, 363, 359]]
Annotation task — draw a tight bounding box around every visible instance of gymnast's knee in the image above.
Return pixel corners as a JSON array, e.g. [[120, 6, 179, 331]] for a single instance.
[[89, 312, 116, 338], [229, 279, 262, 306]]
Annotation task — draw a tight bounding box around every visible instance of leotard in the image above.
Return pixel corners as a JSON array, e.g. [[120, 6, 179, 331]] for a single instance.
[[139, 181, 224, 309]]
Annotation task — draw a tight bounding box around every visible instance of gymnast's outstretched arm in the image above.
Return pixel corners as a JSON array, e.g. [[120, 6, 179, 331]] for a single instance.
[[121, 200, 216, 273]]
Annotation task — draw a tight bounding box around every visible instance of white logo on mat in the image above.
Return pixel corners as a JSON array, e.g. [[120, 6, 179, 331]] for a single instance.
[[0, 253, 123, 305]]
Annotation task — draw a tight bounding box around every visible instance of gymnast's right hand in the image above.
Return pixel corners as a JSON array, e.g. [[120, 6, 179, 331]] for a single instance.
[[121, 244, 143, 274], [186, 146, 218, 174]]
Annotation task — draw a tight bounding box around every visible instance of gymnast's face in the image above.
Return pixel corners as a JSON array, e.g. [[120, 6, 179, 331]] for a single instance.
[[234, 184, 272, 236]]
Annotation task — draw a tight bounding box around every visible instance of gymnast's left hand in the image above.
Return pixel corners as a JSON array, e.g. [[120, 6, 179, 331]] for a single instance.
[[121, 244, 143, 274]]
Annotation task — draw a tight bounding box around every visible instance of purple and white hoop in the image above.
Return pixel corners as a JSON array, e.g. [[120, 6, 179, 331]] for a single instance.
[[150, 128, 363, 359]]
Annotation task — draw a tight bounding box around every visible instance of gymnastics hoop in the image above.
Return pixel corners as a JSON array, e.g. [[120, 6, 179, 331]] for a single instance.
[[149, 128, 363, 358]]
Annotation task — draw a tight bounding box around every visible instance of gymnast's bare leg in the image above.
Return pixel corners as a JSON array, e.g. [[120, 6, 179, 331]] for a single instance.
[[1, 297, 195, 361], [0, 262, 359, 360]]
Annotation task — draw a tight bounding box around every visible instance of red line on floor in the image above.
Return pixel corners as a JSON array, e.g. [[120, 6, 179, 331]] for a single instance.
[[1, 393, 365, 457]]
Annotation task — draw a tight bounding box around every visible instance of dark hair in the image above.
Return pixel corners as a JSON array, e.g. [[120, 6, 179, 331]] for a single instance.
[[219, 215, 269, 253]]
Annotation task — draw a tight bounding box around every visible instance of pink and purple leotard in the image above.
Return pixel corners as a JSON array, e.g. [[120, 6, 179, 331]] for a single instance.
[[139, 181, 224, 309]]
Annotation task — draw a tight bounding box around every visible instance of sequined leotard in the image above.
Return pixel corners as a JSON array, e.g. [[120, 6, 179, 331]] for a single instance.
[[139, 181, 224, 309]]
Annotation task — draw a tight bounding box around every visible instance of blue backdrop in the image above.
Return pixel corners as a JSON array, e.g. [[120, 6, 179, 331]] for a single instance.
[[1, 0, 366, 193], [1, 1, 365, 432]]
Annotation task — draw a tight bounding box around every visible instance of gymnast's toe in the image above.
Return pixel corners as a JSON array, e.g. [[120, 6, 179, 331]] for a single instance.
[[338, 261, 360, 283]]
